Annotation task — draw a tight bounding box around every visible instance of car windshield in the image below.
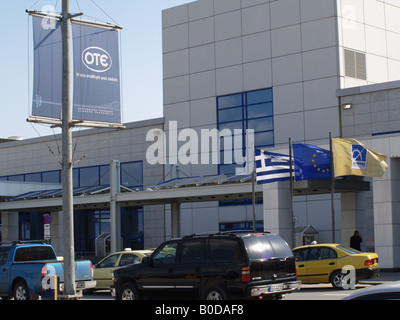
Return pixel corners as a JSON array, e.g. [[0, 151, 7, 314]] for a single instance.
[[337, 245, 360, 254], [242, 234, 293, 260]]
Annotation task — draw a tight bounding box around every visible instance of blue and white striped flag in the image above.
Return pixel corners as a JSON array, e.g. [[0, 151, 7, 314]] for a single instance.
[[255, 149, 292, 184]]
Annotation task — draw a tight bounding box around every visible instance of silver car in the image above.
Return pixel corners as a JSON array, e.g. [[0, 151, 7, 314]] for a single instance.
[[343, 281, 400, 300]]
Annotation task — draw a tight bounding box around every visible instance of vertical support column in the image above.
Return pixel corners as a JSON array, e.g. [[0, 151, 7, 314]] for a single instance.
[[263, 181, 293, 247], [50, 211, 62, 253], [0, 212, 19, 241], [356, 188, 374, 251], [171, 202, 181, 239], [341, 192, 356, 247], [373, 158, 400, 270], [170, 163, 180, 239], [110, 160, 121, 253]]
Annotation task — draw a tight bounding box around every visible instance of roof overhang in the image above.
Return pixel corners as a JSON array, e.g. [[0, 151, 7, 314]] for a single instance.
[[0, 182, 263, 212], [0, 176, 370, 212]]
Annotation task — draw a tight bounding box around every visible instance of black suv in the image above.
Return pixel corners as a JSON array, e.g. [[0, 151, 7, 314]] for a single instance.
[[111, 232, 300, 300]]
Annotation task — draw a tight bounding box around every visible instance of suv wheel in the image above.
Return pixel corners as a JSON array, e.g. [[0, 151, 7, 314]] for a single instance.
[[118, 282, 141, 300], [202, 285, 229, 300]]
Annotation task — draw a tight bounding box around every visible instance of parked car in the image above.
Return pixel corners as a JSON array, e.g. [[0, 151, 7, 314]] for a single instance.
[[0, 241, 96, 300], [93, 248, 153, 290], [111, 232, 301, 300], [343, 280, 400, 300], [292, 243, 380, 288]]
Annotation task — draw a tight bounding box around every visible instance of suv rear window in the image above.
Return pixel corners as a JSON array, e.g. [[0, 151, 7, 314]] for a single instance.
[[207, 238, 243, 262], [14, 246, 56, 262], [242, 234, 293, 260]]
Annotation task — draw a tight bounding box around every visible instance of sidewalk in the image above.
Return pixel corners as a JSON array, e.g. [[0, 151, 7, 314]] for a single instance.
[[359, 271, 400, 285]]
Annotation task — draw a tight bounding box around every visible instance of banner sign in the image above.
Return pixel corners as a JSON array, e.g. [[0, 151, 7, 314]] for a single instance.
[[32, 16, 62, 119], [72, 22, 121, 124]]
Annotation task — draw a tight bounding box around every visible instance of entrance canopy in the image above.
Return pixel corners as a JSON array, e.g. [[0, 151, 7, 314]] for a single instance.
[[0, 174, 262, 212], [0, 174, 369, 212]]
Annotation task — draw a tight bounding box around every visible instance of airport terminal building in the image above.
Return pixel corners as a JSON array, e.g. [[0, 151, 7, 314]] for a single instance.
[[1, 0, 400, 270]]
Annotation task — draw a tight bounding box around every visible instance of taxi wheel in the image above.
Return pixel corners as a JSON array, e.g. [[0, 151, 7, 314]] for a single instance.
[[330, 270, 345, 289]]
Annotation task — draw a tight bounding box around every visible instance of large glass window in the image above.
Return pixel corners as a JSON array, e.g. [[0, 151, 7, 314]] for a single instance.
[[8, 175, 24, 182], [25, 173, 42, 183], [42, 170, 60, 184], [121, 162, 143, 190], [217, 88, 274, 175], [0, 161, 143, 190], [75, 209, 112, 255], [74, 210, 98, 255], [19, 212, 45, 240], [75, 207, 144, 255], [79, 166, 100, 187], [99, 165, 110, 186], [219, 220, 263, 232], [121, 207, 144, 250]]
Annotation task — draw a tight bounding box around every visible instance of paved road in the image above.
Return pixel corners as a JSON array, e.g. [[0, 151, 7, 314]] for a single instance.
[[283, 283, 372, 300], [82, 290, 114, 300], [81, 284, 373, 300]]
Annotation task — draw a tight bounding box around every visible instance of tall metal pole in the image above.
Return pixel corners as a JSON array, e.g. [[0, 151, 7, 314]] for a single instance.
[[329, 132, 336, 243], [61, 0, 76, 298], [251, 142, 256, 232], [289, 138, 295, 248]]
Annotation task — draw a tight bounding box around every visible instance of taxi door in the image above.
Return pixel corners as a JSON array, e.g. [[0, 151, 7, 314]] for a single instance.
[[293, 248, 310, 283], [305, 247, 337, 284], [94, 253, 121, 289]]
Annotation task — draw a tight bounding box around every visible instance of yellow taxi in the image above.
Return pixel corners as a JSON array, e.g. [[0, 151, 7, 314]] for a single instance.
[[292, 244, 380, 288], [93, 248, 154, 290]]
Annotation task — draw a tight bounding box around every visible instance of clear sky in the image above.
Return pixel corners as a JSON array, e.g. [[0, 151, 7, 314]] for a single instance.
[[1, 0, 194, 139]]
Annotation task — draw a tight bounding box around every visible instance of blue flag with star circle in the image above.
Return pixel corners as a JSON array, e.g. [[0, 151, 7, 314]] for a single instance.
[[293, 144, 332, 181]]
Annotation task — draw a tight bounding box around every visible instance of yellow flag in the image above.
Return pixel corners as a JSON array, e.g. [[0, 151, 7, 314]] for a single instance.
[[332, 138, 388, 178]]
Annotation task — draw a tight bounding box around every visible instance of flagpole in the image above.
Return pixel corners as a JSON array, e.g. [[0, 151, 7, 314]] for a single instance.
[[329, 132, 335, 243], [289, 138, 295, 248], [252, 142, 256, 232]]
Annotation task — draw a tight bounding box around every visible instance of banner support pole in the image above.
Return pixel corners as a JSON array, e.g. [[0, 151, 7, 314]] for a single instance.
[[61, 0, 77, 299]]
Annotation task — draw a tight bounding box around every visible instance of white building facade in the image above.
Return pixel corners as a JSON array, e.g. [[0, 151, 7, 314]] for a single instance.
[[161, 0, 400, 269]]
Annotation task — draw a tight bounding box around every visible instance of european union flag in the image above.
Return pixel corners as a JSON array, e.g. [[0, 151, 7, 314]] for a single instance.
[[293, 144, 331, 181]]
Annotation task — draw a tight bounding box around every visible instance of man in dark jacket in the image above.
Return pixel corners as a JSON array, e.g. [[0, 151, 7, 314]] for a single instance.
[[350, 230, 362, 251]]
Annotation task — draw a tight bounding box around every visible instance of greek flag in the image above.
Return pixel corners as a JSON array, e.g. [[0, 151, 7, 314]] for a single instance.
[[255, 149, 291, 184]]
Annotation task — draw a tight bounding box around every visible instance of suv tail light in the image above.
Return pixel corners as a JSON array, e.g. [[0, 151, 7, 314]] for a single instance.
[[241, 267, 251, 283], [295, 261, 298, 276]]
